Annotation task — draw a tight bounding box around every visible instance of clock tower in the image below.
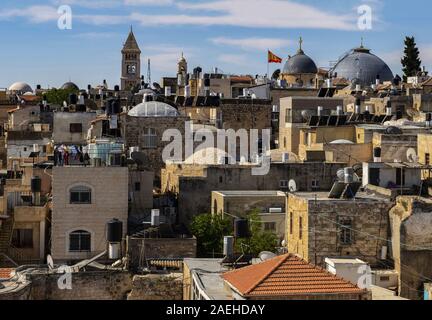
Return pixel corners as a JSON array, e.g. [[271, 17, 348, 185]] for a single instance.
[[121, 27, 141, 91]]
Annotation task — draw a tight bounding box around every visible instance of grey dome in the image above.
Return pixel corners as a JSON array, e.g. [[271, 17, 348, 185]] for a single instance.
[[331, 47, 393, 86], [61, 82, 79, 91], [282, 50, 318, 74], [128, 101, 179, 117], [8, 82, 33, 93]]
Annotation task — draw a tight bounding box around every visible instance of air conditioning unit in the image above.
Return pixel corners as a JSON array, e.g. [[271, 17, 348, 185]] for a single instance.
[[269, 208, 283, 213]]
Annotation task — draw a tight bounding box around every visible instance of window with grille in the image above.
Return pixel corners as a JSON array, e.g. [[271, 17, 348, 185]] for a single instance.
[[69, 230, 91, 252], [70, 186, 91, 204], [264, 222, 276, 232], [12, 229, 33, 248], [339, 218, 354, 245], [143, 128, 157, 148]]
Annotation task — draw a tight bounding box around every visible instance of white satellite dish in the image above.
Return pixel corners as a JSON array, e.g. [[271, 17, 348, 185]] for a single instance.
[[406, 148, 418, 163], [281, 239, 287, 247], [288, 179, 297, 193], [47, 254, 54, 270], [259, 251, 277, 262]]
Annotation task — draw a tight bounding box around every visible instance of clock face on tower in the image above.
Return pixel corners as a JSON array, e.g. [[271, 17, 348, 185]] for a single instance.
[[127, 65, 136, 75]]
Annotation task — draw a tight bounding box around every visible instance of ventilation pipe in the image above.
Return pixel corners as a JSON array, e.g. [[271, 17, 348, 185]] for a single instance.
[[107, 218, 123, 260], [336, 106, 343, 116], [151, 209, 160, 227], [223, 236, 234, 257], [317, 106, 323, 117], [373, 147, 382, 163]]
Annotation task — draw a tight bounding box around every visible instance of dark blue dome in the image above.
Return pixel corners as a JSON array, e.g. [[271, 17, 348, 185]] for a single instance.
[[283, 50, 318, 74], [331, 47, 393, 86]]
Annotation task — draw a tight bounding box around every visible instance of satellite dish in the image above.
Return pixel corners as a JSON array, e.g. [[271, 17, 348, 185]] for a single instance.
[[259, 251, 277, 262], [47, 254, 54, 270], [281, 239, 287, 247], [288, 179, 297, 192], [407, 148, 418, 163]]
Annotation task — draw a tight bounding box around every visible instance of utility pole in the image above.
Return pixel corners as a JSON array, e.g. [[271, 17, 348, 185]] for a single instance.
[[146, 59, 151, 86]]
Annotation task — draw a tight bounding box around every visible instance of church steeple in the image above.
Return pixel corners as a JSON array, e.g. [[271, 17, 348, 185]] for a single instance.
[[121, 27, 141, 90]]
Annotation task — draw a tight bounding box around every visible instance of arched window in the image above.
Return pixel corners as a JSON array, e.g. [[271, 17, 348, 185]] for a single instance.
[[69, 230, 91, 252], [70, 186, 91, 204]]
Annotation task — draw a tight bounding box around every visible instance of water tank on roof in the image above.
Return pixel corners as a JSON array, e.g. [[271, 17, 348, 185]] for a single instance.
[[107, 218, 123, 243], [31, 176, 42, 193], [234, 219, 250, 238]]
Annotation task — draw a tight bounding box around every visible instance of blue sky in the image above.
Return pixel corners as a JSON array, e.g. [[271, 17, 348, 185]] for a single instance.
[[0, 0, 431, 89]]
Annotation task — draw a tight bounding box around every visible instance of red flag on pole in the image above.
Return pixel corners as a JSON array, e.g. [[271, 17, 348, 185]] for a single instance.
[[268, 50, 282, 63]]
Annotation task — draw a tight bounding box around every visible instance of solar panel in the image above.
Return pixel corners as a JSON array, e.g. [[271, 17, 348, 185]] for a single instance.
[[328, 181, 346, 199], [185, 97, 194, 106], [308, 115, 320, 126], [318, 116, 329, 126], [337, 115, 347, 126], [317, 88, 328, 97], [175, 96, 185, 106], [341, 182, 361, 199], [327, 115, 338, 126]]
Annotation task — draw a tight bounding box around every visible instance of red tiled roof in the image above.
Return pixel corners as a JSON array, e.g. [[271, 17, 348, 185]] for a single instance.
[[0, 268, 13, 279], [222, 254, 366, 297]]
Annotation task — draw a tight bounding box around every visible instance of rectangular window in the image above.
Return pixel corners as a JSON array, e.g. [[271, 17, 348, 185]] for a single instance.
[[290, 212, 293, 235], [264, 222, 276, 232], [12, 229, 33, 249], [143, 128, 157, 149], [339, 218, 354, 245], [299, 217, 303, 240], [70, 123, 83, 133], [312, 179, 319, 190], [380, 276, 390, 282], [426, 153, 430, 165], [134, 182, 141, 192], [279, 180, 289, 189], [285, 109, 292, 123], [69, 231, 91, 252], [70, 187, 91, 204]]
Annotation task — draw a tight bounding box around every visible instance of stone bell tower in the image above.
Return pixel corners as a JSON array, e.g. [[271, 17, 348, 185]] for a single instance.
[[121, 26, 141, 90]]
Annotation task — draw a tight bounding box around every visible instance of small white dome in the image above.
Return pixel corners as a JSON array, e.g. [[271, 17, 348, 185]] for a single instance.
[[184, 147, 234, 165], [8, 82, 33, 93], [329, 139, 355, 144], [128, 101, 179, 117]]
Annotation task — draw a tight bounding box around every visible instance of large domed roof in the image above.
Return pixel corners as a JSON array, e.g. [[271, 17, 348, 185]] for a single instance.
[[128, 101, 179, 117], [8, 82, 33, 93], [283, 50, 318, 75], [61, 82, 79, 91], [331, 46, 393, 86]]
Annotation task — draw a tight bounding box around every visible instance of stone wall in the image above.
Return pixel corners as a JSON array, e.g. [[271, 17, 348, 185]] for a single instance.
[[127, 273, 183, 300], [127, 236, 197, 271]]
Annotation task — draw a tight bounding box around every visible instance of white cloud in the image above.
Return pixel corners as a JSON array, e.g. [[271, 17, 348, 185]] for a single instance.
[[0, 6, 59, 23], [211, 37, 292, 51], [218, 54, 250, 67], [124, 0, 173, 5]]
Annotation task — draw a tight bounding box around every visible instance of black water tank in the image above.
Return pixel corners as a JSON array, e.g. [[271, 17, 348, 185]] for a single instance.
[[355, 97, 361, 106], [69, 93, 78, 105], [112, 99, 121, 114], [105, 99, 113, 115], [114, 85, 120, 92], [31, 176, 42, 193], [234, 219, 250, 238], [373, 147, 382, 158], [107, 219, 123, 242], [204, 78, 211, 87]]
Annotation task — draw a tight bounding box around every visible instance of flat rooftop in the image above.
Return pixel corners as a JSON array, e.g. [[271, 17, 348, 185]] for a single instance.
[[184, 258, 231, 300], [213, 190, 286, 197], [290, 191, 390, 202]]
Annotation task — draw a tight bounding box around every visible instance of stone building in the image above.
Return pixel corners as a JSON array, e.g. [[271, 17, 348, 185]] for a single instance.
[[120, 100, 188, 182], [51, 166, 128, 262], [286, 192, 394, 267], [53, 111, 97, 145], [211, 190, 286, 240], [389, 196, 432, 300], [162, 162, 345, 226], [279, 97, 344, 155]]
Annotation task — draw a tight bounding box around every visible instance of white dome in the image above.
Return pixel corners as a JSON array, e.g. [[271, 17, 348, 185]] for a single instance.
[[329, 139, 355, 144], [128, 101, 179, 117], [8, 82, 33, 93], [184, 147, 234, 165]]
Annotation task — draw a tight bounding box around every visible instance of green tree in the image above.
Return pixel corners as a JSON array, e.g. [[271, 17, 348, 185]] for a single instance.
[[401, 36, 422, 81], [42, 88, 79, 105], [190, 213, 232, 257], [235, 210, 279, 256]]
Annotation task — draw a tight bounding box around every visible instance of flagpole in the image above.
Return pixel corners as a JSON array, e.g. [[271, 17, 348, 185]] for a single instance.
[[267, 49, 269, 80]]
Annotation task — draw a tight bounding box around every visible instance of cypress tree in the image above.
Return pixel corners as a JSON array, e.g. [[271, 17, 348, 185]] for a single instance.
[[401, 36, 422, 81]]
